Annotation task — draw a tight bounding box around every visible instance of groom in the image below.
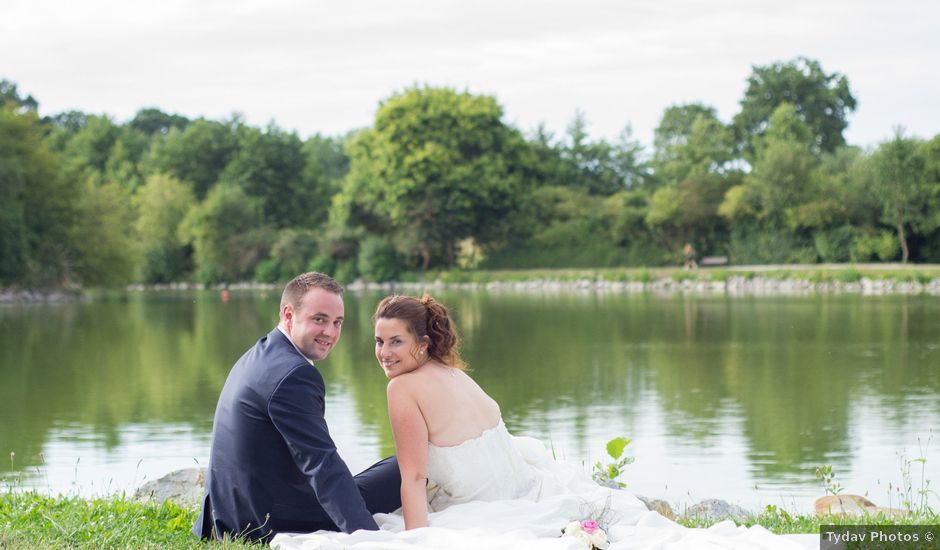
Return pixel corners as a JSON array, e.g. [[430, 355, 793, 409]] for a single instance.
[[193, 272, 401, 542]]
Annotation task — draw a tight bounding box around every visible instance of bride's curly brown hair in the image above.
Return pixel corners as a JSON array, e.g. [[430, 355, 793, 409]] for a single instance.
[[372, 294, 466, 370]]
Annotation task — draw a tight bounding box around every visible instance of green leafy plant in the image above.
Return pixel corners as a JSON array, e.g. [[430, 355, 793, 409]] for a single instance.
[[592, 437, 634, 488], [814, 464, 844, 495]]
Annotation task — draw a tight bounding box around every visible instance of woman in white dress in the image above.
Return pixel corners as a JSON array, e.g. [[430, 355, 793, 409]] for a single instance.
[[372, 294, 544, 528], [271, 294, 815, 550]]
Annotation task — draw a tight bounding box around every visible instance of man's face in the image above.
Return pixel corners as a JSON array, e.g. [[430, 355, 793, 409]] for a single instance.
[[284, 288, 344, 361]]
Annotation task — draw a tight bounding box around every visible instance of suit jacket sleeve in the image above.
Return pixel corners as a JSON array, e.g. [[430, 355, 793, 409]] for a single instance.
[[268, 364, 379, 533]]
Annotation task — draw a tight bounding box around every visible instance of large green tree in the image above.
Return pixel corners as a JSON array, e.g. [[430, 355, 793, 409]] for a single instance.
[[337, 86, 531, 269], [135, 173, 196, 282], [129, 108, 189, 135], [179, 183, 270, 283], [0, 106, 78, 286], [219, 123, 313, 227], [721, 104, 824, 262], [0, 79, 38, 112], [68, 179, 140, 286], [647, 104, 737, 256], [870, 131, 938, 263], [147, 118, 239, 199], [553, 111, 649, 194], [734, 57, 856, 156]]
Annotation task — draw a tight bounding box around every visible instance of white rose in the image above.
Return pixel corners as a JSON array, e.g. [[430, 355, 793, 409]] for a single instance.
[[589, 528, 609, 549], [563, 521, 582, 536]]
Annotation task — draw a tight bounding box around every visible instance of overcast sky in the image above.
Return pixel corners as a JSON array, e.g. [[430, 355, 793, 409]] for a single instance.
[[2, 0, 938, 149]]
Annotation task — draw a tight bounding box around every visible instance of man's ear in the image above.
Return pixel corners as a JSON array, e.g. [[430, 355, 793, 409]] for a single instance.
[[282, 304, 293, 328]]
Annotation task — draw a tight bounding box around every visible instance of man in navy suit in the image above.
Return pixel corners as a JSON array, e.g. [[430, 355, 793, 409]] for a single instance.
[[194, 272, 401, 542]]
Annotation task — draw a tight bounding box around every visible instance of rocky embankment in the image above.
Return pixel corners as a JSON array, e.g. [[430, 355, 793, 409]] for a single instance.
[[347, 276, 940, 296], [0, 288, 83, 303]]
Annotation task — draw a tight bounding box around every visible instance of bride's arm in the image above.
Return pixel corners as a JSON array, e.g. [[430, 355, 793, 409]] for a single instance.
[[387, 377, 430, 529]]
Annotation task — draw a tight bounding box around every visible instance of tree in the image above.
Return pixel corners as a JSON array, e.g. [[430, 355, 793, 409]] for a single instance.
[[303, 134, 350, 190], [654, 103, 721, 163], [0, 106, 79, 286], [179, 183, 269, 283], [129, 108, 189, 135], [104, 126, 151, 192], [720, 104, 823, 262], [220, 123, 313, 227], [0, 79, 38, 112], [734, 57, 857, 156], [147, 118, 239, 199], [870, 130, 936, 263], [647, 104, 736, 256], [552, 112, 649, 195], [60, 115, 120, 177], [653, 105, 735, 186], [337, 86, 530, 269], [68, 179, 140, 286], [135, 173, 196, 282]]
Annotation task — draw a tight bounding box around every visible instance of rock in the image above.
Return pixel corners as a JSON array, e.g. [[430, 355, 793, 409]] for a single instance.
[[684, 499, 750, 522], [814, 495, 905, 518], [134, 467, 206, 506], [634, 495, 677, 520]]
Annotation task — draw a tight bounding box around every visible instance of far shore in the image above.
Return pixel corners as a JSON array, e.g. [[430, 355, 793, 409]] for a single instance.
[[4, 264, 940, 303]]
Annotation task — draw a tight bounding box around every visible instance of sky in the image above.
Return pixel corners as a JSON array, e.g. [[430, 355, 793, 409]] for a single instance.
[[2, 0, 938, 150]]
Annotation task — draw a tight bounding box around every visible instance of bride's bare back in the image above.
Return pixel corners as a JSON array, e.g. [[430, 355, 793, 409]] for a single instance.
[[394, 363, 500, 447]]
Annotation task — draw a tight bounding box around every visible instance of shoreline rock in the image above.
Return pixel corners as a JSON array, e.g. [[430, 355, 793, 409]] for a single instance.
[[0, 288, 84, 304], [345, 276, 940, 296], [134, 467, 205, 507]]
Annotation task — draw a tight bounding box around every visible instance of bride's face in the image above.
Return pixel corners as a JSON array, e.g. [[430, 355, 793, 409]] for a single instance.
[[374, 317, 428, 379]]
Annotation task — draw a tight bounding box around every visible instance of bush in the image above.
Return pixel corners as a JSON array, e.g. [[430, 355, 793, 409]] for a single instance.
[[836, 268, 862, 283], [357, 237, 401, 282], [709, 270, 730, 282], [853, 231, 897, 262], [814, 225, 855, 263], [307, 253, 336, 275], [269, 229, 319, 280], [254, 259, 280, 283], [333, 260, 359, 284]]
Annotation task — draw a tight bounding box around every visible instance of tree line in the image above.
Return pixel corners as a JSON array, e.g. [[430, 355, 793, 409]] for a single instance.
[[2, 56, 939, 289]]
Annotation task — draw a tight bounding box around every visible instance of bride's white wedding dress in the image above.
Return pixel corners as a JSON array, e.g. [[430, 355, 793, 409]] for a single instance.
[[271, 420, 815, 550]]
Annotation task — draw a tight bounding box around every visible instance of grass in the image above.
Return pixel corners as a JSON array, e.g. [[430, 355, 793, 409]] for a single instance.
[[391, 263, 940, 287], [0, 491, 251, 549], [4, 491, 937, 548], [678, 505, 940, 533]]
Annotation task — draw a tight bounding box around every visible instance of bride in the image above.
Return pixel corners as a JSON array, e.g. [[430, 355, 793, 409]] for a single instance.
[[272, 294, 813, 550]]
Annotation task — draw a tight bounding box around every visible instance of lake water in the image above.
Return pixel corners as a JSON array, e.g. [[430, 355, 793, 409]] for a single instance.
[[1, 289, 938, 513]]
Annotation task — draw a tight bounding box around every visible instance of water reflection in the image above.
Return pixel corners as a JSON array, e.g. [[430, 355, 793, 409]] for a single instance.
[[1, 290, 937, 510]]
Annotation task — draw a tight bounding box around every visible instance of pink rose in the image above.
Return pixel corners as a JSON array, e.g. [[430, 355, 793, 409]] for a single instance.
[[580, 520, 599, 534]]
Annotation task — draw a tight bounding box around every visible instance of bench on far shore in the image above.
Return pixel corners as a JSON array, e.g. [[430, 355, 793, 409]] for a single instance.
[[700, 256, 729, 267]]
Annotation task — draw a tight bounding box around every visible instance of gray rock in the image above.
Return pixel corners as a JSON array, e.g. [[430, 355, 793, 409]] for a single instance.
[[684, 498, 750, 522], [635, 495, 676, 520], [134, 467, 206, 506]]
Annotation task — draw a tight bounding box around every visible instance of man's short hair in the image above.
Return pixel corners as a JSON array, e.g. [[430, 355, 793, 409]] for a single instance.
[[281, 272, 344, 310]]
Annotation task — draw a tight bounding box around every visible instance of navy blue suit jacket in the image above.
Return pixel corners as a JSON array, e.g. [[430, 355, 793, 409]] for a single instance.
[[194, 328, 378, 541]]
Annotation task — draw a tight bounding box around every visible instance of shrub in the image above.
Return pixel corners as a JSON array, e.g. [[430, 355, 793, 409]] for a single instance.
[[333, 260, 359, 284], [254, 259, 280, 283], [357, 237, 401, 282], [836, 268, 862, 283], [307, 253, 336, 275]]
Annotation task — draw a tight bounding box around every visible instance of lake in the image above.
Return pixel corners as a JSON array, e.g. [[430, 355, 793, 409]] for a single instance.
[[1, 289, 938, 512]]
